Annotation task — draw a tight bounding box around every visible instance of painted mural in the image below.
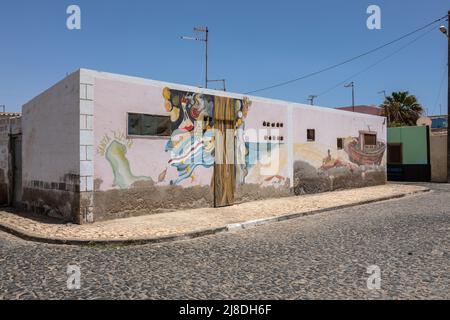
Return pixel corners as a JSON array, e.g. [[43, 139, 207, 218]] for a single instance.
[[97, 131, 150, 189], [344, 136, 386, 166], [158, 87, 253, 186], [293, 131, 386, 195]]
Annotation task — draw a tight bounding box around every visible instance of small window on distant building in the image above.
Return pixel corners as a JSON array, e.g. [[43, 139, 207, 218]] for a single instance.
[[337, 138, 343, 150], [364, 133, 377, 146], [128, 113, 171, 137], [307, 129, 315, 142], [387, 143, 402, 164]]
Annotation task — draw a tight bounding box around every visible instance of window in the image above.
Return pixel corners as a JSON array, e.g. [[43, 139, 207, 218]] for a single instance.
[[387, 143, 402, 164], [364, 133, 377, 146], [128, 113, 171, 137], [307, 129, 315, 142], [337, 138, 343, 150]]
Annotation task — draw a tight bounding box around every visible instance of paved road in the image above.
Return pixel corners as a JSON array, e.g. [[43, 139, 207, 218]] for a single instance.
[[0, 183, 449, 299]]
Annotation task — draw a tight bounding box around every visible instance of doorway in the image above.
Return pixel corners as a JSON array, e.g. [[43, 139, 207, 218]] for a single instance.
[[11, 135, 22, 205]]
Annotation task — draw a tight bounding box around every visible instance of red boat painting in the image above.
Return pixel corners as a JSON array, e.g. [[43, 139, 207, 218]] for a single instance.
[[344, 131, 386, 166]]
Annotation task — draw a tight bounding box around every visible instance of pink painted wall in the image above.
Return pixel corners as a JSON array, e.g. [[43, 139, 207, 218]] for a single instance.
[[91, 70, 386, 198], [94, 78, 214, 192]]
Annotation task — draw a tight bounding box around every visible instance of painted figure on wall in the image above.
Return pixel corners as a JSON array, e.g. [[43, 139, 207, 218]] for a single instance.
[[159, 87, 252, 186]]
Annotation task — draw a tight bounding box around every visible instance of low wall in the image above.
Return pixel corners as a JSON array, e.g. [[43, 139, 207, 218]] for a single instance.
[[430, 133, 447, 182]]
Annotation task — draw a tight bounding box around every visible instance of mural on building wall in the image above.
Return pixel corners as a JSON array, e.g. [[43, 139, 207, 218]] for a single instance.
[[244, 142, 288, 187], [344, 134, 386, 166], [293, 131, 386, 194], [97, 131, 151, 189], [158, 87, 253, 186]]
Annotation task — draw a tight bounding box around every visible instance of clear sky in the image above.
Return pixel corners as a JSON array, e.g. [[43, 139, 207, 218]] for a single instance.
[[0, 0, 448, 114]]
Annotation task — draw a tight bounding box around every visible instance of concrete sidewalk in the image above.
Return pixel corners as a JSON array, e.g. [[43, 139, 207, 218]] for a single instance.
[[0, 184, 429, 245]]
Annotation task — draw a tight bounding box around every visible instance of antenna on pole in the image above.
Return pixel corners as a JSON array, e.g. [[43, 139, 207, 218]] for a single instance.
[[208, 79, 227, 91], [181, 26, 209, 88], [307, 95, 317, 106]]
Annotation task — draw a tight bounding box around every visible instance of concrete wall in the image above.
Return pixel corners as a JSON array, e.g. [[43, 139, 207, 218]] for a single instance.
[[0, 117, 21, 205], [86, 69, 386, 222], [388, 126, 428, 164], [21, 71, 81, 222], [430, 132, 447, 182]]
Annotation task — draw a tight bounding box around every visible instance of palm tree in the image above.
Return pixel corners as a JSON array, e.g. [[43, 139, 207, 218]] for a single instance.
[[380, 91, 424, 127]]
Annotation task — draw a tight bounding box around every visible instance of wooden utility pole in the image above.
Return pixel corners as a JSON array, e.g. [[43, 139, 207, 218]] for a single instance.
[[344, 82, 355, 112]]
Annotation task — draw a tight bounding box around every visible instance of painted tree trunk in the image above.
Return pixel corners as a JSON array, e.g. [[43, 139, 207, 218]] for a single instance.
[[214, 96, 236, 207]]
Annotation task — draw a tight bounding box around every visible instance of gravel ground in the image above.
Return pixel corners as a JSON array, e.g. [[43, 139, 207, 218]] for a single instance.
[[0, 183, 449, 299]]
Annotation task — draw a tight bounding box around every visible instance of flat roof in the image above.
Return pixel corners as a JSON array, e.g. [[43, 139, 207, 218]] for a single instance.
[[80, 68, 385, 121]]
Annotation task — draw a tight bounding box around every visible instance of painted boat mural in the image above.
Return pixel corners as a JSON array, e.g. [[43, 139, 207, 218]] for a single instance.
[[344, 137, 386, 166]]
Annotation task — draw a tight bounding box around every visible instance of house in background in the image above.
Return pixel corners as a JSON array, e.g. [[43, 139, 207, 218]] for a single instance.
[[335, 105, 383, 116], [0, 112, 21, 119], [429, 115, 448, 129], [387, 126, 431, 182], [0, 69, 387, 224]]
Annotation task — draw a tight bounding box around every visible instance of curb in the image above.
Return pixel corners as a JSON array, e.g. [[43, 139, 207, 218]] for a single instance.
[[0, 188, 430, 246]]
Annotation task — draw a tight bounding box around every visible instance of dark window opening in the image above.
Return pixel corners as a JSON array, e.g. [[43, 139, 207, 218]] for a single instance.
[[387, 143, 402, 164], [364, 133, 377, 146], [337, 138, 343, 150], [128, 113, 172, 137], [307, 129, 315, 142]]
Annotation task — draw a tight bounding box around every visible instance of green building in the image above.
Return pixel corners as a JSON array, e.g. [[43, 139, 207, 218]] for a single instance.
[[387, 126, 430, 181]]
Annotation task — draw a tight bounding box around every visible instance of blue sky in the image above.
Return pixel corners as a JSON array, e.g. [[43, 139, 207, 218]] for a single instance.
[[0, 0, 448, 114]]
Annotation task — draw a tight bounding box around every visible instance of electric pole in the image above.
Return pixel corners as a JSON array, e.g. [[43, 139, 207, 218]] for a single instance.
[[344, 82, 355, 112], [447, 10, 450, 183], [378, 90, 387, 99], [307, 95, 317, 106], [439, 11, 450, 182]]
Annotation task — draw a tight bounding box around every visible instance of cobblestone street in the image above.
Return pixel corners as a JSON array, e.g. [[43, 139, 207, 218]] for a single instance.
[[0, 183, 449, 299]]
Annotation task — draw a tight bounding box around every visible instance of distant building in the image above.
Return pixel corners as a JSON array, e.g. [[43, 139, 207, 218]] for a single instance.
[[335, 105, 383, 116], [0, 112, 21, 119], [429, 115, 448, 129], [387, 126, 430, 182]]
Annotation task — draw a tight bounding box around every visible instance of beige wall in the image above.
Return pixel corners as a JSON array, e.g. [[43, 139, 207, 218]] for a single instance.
[[430, 133, 447, 182], [21, 71, 81, 221]]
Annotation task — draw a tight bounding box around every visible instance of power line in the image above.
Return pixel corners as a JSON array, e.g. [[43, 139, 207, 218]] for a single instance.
[[316, 25, 436, 98], [244, 15, 448, 95]]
